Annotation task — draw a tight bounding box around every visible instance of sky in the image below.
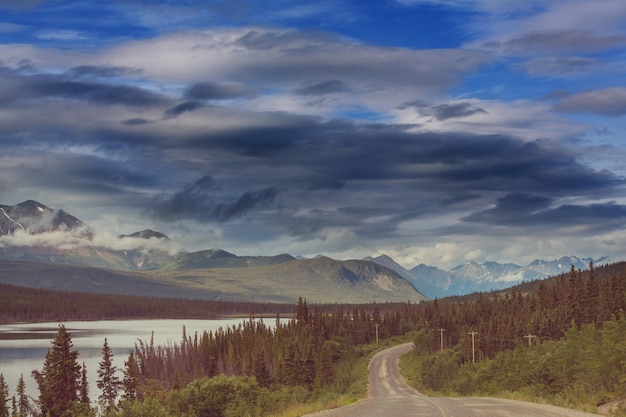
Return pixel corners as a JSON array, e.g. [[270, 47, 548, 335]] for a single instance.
[[1, 0, 626, 270]]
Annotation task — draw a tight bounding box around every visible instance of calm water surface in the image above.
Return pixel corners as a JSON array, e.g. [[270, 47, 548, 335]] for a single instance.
[[0, 318, 273, 400]]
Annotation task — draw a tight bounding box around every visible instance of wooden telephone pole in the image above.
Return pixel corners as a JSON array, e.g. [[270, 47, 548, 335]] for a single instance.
[[523, 334, 536, 347], [439, 328, 446, 352], [375, 324, 379, 344], [468, 331, 478, 363]]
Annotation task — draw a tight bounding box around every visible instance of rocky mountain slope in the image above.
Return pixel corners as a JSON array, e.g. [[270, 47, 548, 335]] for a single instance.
[[367, 254, 616, 298]]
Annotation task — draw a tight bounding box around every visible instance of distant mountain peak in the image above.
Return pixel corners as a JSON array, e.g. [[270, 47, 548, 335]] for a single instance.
[[120, 229, 169, 240], [0, 200, 87, 236]]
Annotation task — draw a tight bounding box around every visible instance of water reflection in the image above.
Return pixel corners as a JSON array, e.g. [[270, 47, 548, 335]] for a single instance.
[[0, 318, 277, 400]]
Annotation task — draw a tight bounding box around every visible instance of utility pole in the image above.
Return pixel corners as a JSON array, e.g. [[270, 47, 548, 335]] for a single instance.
[[468, 331, 478, 363], [375, 324, 379, 344], [439, 328, 446, 352], [523, 334, 536, 347]]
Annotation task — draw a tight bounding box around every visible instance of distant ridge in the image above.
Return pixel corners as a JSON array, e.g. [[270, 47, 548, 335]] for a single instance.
[[366, 254, 619, 298], [0, 257, 428, 304], [161, 249, 296, 270]]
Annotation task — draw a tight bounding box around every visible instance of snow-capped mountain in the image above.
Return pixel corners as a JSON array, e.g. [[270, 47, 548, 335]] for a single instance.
[[367, 254, 611, 298], [0, 200, 88, 236], [0, 200, 176, 270]]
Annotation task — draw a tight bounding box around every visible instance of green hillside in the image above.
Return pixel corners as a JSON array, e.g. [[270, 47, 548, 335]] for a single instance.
[[0, 257, 428, 304]]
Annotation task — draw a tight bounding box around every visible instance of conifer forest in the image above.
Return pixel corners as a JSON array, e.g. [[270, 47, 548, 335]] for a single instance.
[[0, 262, 625, 417]]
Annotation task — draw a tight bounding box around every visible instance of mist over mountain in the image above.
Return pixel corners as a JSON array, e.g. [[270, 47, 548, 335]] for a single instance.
[[0, 201, 180, 270], [1, 200, 621, 299]]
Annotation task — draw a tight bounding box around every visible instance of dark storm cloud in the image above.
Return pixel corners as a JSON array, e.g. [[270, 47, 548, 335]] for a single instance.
[[184, 81, 257, 100], [463, 193, 626, 229], [65, 65, 142, 79], [29, 77, 167, 107], [431, 102, 487, 121], [163, 101, 205, 119], [521, 56, 601, 76], [169, 117, 623, 199], [122, 118, 151, 126], [397, 100, 486, 120], [0, 71, 169, 108], [2, 149, 160, 209], [553, 87, 626, 116], [294, 80, 351, 96], [148, 175, 279, 223], [483, 30, 626, 55]]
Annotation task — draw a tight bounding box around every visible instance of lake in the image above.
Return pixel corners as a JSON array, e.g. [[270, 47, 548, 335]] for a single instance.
[[0, 318, 279, 401]]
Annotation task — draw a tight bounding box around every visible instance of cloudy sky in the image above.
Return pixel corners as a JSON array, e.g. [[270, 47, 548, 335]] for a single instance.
[[1, 0, 626, 269]]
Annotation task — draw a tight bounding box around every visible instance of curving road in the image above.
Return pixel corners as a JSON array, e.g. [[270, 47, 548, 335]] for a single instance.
[[305, 342, 602, 417]]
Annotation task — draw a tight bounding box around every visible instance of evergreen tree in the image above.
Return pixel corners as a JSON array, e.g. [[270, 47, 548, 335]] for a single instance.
[[10, 398, 16, 417], [79, 363, 89, 404], [566, 266, 584, 328], [122, 351, 140, 403], [97, 338, 120, 412], [0, 374, 8, 417], [253, 350, 272, 388], [15, 375, 27, 417], [32, 324, 81, 417], [583, 263, 599, 324]]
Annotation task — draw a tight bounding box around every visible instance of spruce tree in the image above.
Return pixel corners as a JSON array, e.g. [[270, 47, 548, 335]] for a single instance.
[[10, 398, 16, 417], [79, 363, 89, 404], [122, 351, 140, 403], [15, 375, 27, 417], [0, 374, 8, 417], [32, 324, 81, 417], [97, 338, 120, 412]]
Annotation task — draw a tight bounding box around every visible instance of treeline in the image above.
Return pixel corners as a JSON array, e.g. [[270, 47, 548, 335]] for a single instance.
[[401, 262, 626, 414], [129, 298, 415, 394], [0, 283, 295, 323], [414, 262, 625, 360], [0, 298, 417, 417], [0, 282, 411, 324]]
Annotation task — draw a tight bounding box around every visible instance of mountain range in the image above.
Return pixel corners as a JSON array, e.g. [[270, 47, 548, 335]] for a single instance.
[[0, 200, 427, 303], [1, 200, 620, 300], [364, 254, 619, 298]]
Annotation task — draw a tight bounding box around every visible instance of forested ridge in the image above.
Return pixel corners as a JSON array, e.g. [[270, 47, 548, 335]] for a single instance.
[[401, 261, 626, 415], [0, 261, 624, 416], [0, 284, 329, 323]]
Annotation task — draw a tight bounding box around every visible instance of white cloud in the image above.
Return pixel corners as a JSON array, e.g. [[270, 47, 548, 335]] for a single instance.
[[0, 228, 184, 256]]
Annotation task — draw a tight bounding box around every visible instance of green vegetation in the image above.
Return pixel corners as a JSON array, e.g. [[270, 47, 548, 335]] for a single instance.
[[1, 298, 415, 417], [401, 262, 626, 415], [1, 261, 624, 416]]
